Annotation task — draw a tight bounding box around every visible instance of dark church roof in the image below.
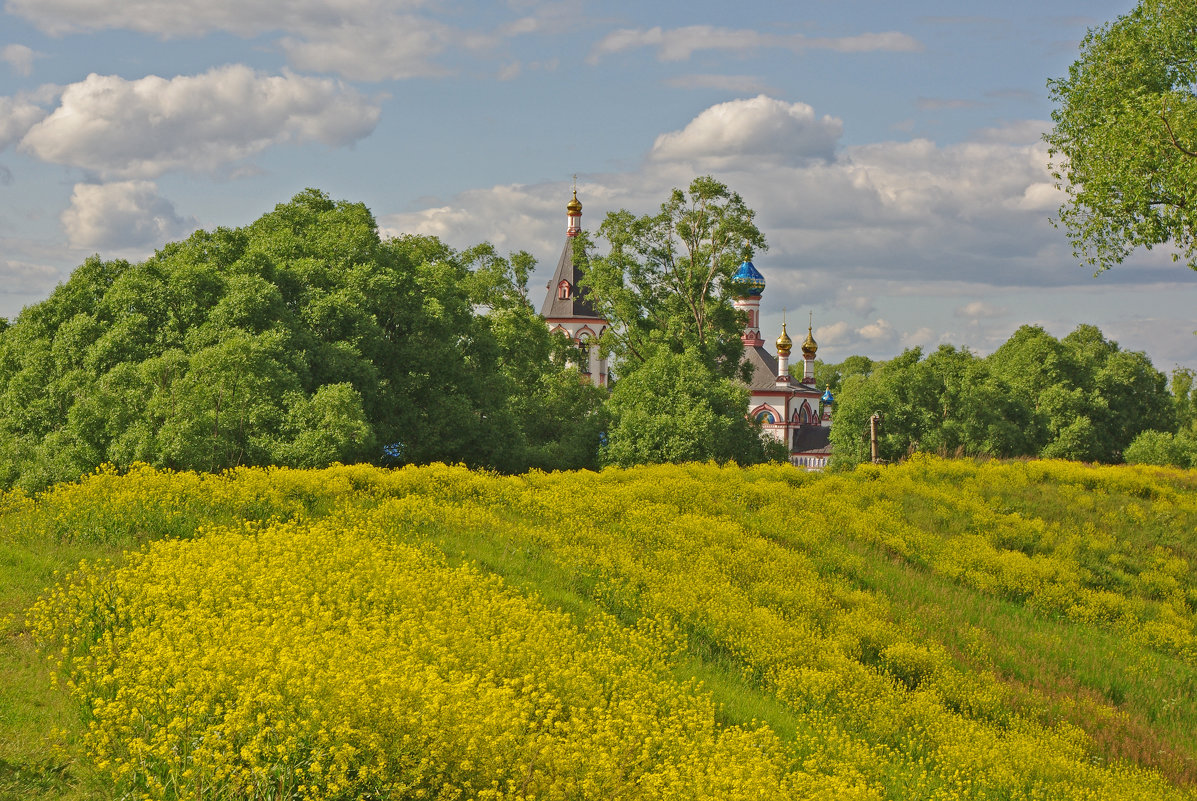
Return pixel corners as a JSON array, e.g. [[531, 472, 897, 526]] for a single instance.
[[793, 425, 831, 454], [540, 238, 603, 320]]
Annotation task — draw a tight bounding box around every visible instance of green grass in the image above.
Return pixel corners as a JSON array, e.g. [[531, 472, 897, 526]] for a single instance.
[[0, 534, 112, 801], [833, 538, 1197, 781]]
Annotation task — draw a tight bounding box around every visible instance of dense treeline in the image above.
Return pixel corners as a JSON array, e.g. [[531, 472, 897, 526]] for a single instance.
[[821, 324, 1195, 467], [3, 186, 1192, 487], [0, 189, 606, 489], [0, 181, 790, 490]]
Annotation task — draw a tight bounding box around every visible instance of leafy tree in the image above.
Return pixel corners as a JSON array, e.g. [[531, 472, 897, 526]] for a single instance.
[[274, 383, 374, 470], [1036, 384, 1105, 462], [1125, 429, 1197, 468], [462, 242, 607, 471], [578, 176, 767, 379], [1046, 0, 1197, 272], [602, 347, 783, 467], [829, 324, 1170, 467], [829, 346, 1033, 466], [1170, 367, 1197, 431], [989, 325, 1090, 456], [989, 324, 1173, 461], [575, 177, 778, 466], [811, 355, 874, 394]]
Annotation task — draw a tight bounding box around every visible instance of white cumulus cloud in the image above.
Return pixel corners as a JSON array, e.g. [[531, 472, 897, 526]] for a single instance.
[[20, 65, 380, 178], [902, 326, 940, 348], [61, 181, 199, 251], [0, 95, 48, 150], [859, 318, 896, 341], [0, 257, 59, 297], [650, 95, 843, 168], [1, 44, 37, 76]]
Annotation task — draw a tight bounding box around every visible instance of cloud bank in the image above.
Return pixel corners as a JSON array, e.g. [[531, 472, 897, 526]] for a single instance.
[[382, 95, 1197, 360], [18, 65, 380, 178], [390, 95, 1063, 289], [5, 0, 552, 81]]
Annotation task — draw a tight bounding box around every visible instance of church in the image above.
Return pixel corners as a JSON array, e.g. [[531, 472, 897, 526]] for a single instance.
[[540, 188, 609, 388], [541, 190, 832, 469], [729, 260, 833, 469]]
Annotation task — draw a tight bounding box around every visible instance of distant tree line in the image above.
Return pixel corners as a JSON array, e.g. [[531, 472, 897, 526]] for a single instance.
[[818, 325, 1196, 468]]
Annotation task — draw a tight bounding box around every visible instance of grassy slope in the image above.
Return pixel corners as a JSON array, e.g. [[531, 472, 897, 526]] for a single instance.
[[1, 458, 1196, 799], [0, 532, 106, 801]]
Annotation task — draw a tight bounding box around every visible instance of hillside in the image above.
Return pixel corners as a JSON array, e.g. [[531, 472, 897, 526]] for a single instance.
[[2, 457, 1196, 799]]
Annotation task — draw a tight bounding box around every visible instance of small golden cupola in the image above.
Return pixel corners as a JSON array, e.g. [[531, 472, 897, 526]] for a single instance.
[[801, 324, 818, 358], [566, 183, 582, 237], [776, 322, 793, 356]]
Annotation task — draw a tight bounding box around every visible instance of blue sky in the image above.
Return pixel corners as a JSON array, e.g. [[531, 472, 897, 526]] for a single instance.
[[2, 0, 1195, 370]]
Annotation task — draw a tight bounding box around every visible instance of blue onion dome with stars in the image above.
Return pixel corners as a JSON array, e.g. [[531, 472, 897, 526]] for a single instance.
[[821, 389, 835, 406], [729, 260, 766, 297]]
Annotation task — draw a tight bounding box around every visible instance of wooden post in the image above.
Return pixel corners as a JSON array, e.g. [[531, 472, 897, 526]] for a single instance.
[[869, 412, 881, 464]]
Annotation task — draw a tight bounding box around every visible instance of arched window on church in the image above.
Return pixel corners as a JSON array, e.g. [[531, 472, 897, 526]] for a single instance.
[[576, 336, 591, 374], [558, 280, 572, 300], [753, 406, 777, 424]]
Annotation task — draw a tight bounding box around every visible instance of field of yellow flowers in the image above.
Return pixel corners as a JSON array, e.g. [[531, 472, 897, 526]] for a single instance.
[[2, 457, 1196, 800]]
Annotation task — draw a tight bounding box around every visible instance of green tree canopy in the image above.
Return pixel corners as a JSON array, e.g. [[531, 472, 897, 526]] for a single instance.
[[1124, 429, 1197, 468], [602, 347, 785, 467], [578, 175, 767, 380], [461, 242, 607, 471], [1046, 0, 1197, 272], [0, 189, 603, 489], [829, 345, 1033, 466], [828, 325, 1173, 467], [575, 177, 779, 466]]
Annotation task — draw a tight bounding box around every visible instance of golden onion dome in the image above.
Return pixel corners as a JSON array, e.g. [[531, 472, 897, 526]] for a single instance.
[[566, 188, 582, 215], [801, 325, 818, 357], [776, 323, 793, 356]]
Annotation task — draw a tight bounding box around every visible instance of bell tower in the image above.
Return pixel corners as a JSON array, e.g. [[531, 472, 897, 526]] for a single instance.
[[540, 182, 609, 387]]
